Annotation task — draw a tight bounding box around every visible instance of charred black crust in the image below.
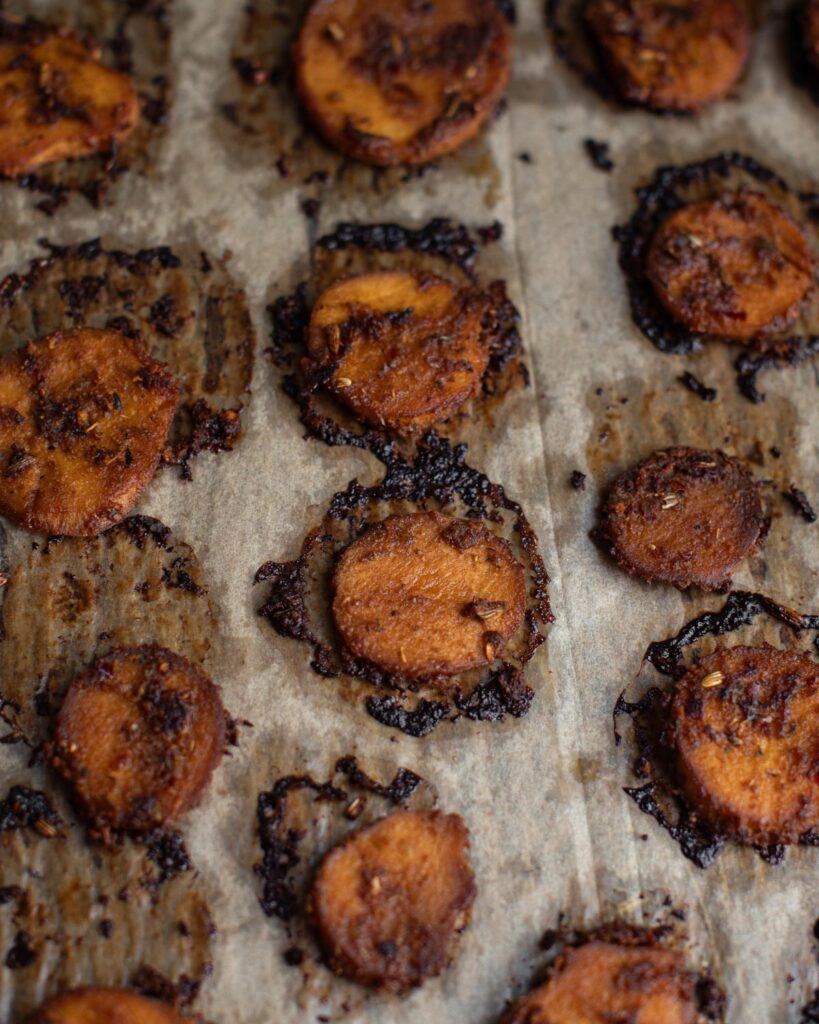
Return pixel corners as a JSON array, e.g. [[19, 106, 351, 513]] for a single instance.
[[0, 784, 62, 836], [618, 591, 819, 866], [255, 432, 551, 737], [614, 152, 819, 400], [788, 1, 819, 107], [131, 964, 204, 1009]]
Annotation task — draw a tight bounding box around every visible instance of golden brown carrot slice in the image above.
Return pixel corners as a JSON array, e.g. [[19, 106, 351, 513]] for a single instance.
[[293, 0, 511, 166], [646, 191, 815, 341], [33, 988, 191, 1024], [599, 447, 766, 591], [669, 645, 819, 845], [307, 270, 490, 433], [0, 327, 178, 537], [52, 645, 226, 840], [0, 16, 140, 178], [584, 0, 749, 112], [805, 0, 819, 69], [332, 510, 526, 678], [500, 940, 697, 1024], [311, 809, 475, 993]]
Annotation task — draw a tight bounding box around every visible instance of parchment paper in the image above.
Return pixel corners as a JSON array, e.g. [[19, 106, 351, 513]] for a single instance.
[[1, 0, 819, 1020]]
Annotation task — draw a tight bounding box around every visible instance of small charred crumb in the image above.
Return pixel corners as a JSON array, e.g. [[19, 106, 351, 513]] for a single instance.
[[283, 946, 305, 967], [98, 918, 114, 938], [365, 695, 451, 737], [0, 785, 62, 836], [583, 138, 614, 172], [644, 590, 819, 678], [131, 965, 201, 1008], [784, 484, 817, 523], [678, 371, 717, 402], [477, 220, 503, 245], [615, 152, 818, 393], [120, 514, 172, 550], [143, 829, 193, 885], [334, 755, 422, 805], [624, 783, 725, 868], [300, 197, 322, 221], [569, 470, 587, 490], [517, 151, 533, 163], [5, 929, 36, 969]]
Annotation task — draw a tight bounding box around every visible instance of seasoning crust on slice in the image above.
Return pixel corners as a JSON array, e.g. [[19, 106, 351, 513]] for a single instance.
[[294, 0, 511, 166], [646, 191, 815, 341], [52, 644, 226, 840], [669, 645, 819, 845], [332, 510, 526, 679], [311, 809, 476, 994], [584, 0, 749, 113], [32, 988, 191, 1024], [599, 447, 766, 591], [307, 270, 491, 433], [0, 15, 140, 178], [500, 940, 696, 1024], [0, 327, 179, 537]]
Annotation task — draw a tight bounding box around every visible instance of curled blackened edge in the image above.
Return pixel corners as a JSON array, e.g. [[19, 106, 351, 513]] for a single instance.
[[614, 152, 819, 400], [255, 757, 423, 926], [618, 591, 819, 866], [267, 219, 525, 451], [254, 432, 551, 736], [678, 371, 717, 402]]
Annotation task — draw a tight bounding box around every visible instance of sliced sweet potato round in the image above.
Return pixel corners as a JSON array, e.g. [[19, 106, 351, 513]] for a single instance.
[[806, 0, 819, 69], [584, 0, 749, 112], [0, 15, 140, 178], [311, 809, 476, 994], [307, 270, 491, 433], [599, 447, 766, 591], [646, 191, 815, 341], [52, 644, 226, 840], [332, 510, 526, 679], [293, 0, 511, 166], [0, 327, 179, 537], [33, 988, 190, 1024], [500, 940, 696, 1024], [668, 645, 819, 845]]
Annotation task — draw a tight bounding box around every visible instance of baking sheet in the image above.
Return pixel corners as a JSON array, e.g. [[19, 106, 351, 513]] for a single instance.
[[2, 0, 819, 1020]]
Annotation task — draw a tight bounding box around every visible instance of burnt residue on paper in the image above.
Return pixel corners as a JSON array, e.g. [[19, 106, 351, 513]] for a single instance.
[[584, 138, 614, 171], [268, 217, 527, 453], [510, 918, 726, 1021], [0, 793, 215, 1020], [0, 786, 63, 838], [784, 484, 817, 523], [2, 0, 173, 211], [678, 371, 717, 402], [0, 239, 255, 477], [254, 432, 551, 737], [616, 590, 819, 866], [254, 756, 430, 965], [614, 152, 819, 402], [787, 1, 819, 108], [0, 516, 215, 746]]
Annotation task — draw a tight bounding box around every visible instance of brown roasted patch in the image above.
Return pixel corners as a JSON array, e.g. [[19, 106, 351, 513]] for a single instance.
[[669, 645, 819, 846], [0, 14, 139, 178], [584, 0, 749, 112], [500, 938, 697, 1023], [333, 510, 525, 678], [0, 1, 171, 210], [293, 0, 510, 166], [0, 328, 178, 537], [646, 192, 814, 341], [306, 270, 491, 434], [51, 645, 226, 842], [598, 447, 767, 591], [310, 809, 475, 994], [32, 987, 196, 1024], [0, 515, 215, 747], [0, 240, 255, 475]]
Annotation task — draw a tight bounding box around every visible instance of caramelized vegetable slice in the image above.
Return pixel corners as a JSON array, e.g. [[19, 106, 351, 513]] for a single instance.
[[332, 510, 526, 678], [33, 987, 190, 1024], [806, 0, 819, 69], [307, 270, 491, 433], [584, 0, 749, 112], [52, 645, 226, 839], [669, 645, 819, 845], [311, 809, 475, 993], [599, 447, 766, 591], [0, 15, 140, 178], [647, 191, 815, 341], [500, 940, 696, 1024], [294, 0, 511, 166], [0, 327, 179, 537]]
